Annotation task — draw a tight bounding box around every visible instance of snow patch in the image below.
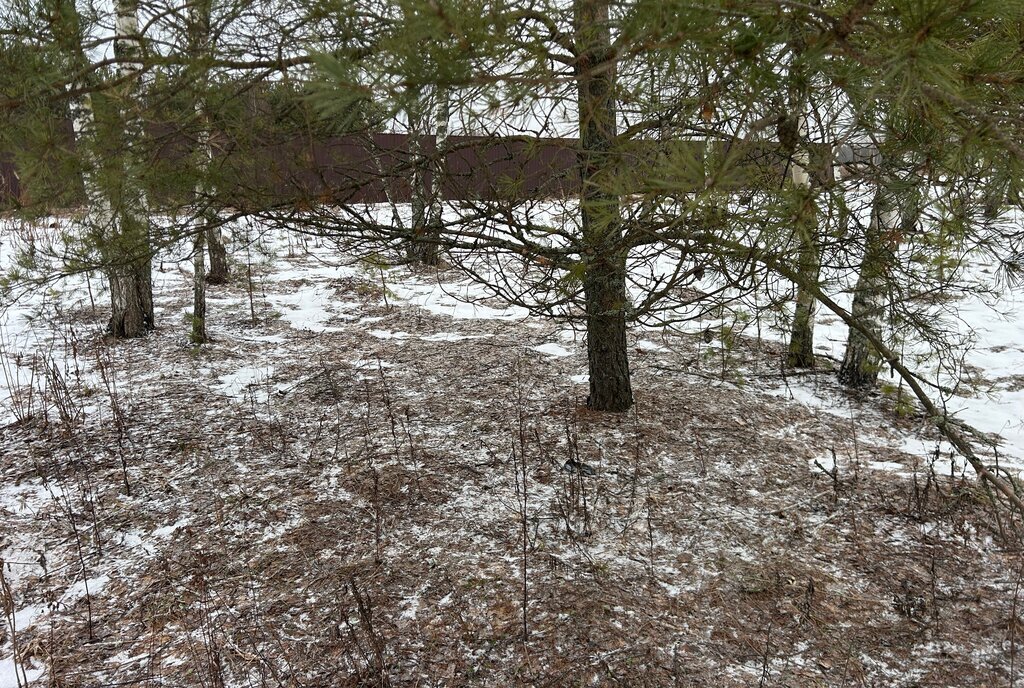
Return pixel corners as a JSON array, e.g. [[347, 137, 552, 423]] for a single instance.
[[532, 343, 573, 357]]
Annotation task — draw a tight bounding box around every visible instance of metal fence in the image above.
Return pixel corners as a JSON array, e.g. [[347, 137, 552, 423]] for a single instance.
[[0, 129, 843, 210]]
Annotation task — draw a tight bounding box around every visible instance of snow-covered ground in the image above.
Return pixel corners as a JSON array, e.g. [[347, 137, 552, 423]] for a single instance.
[[1, 214, 1023, 686]]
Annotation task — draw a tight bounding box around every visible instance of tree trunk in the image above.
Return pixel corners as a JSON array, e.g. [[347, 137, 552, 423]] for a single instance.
[[108, 252, 154, 338], [68, 91, 110, 223], [107, 0, 154, 337], [576, 0, 632, 412], [53, 0, 152, 337], [191, 227, 208, 344], [584, 255, 632, 411], [190, 0, 228, 286], [191, 112, 213, 343], [784, 113, 819, 368], [407, 86, 440, 266], [189, 0, 216, 340], [206, 227, 229, 283], [426, 87, 450, 258], [839, 188, 901, 387], [787, 203, 819, 368]]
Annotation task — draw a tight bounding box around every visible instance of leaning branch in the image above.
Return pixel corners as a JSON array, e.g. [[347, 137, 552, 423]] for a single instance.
[[697, 233, 1024, 513]]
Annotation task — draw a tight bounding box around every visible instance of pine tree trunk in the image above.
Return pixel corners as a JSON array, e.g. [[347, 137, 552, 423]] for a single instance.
[[407, 87, 440, 266], [584, 255, 632, 411], [576, 0, 632, 412], [839, 189, 899, 387]]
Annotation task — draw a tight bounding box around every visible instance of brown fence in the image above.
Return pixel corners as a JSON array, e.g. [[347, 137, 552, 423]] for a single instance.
[[210, 133, 585, 207], [1, 129, 834, 210], [198, 134, 732, 207], [0, 153, 18, 203]]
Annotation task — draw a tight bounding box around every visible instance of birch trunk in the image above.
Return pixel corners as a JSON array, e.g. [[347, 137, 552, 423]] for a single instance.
[[206, 226, 229, 284], [190, 0, 214, 343], [51, 0, 152, 336], [784, 113, 820, 369], [192, 225, 208, 343], [427, 87, 449, 253], [191, 99, 212, 344], [839, 183, 912, 388], [107, 0, 154, 337], [53, 1, 111, 248]]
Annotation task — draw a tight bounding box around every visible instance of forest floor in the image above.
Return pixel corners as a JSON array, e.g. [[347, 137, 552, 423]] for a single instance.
[[1, 228, 1023, 687]]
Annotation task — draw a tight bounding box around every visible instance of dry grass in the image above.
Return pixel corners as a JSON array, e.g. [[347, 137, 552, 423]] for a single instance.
[[1, 241, 1022, 687]]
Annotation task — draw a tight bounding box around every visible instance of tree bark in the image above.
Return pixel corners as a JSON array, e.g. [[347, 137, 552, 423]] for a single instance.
[[407, 86, 441, 266], [576, 0, 632, 412], [107, 0, 154, 337], [839, 186, 902, 387], [787, 200, 819, 368], [107, 244, 155, 338], [784, 113, 819, 368], [191, 226, 208, 344], [189, 0, 215, 341], [206, 227, 229, 283], [51, 0, 153, 337], [427, 86, 449, 256], [584, 254, 632, 411]]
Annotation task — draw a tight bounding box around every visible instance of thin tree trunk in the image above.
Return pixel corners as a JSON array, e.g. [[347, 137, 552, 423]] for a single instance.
[[839, 186, 905, 387], [784, 112, 819, 368], [576, 0, 632, 412], [107, 0, 154, 337], [190, 0, 214, 342], [787, 218, 819, 367], [426, 86, 449, 258], [191, 103, 212, 343], [407, 86, 440, 266], [201, 16, 228, 288], [192, 227, 208, 343]]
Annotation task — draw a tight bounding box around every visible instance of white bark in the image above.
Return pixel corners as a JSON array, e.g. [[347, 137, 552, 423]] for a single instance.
[[106, 0, 154, 336], [839, 184, 905, 387], [190, 0, 214, 342], [787, 112, 820, 368], [50, 0, 151, 335], [427, 86, 450, 231], [69, 92, 113, 228]]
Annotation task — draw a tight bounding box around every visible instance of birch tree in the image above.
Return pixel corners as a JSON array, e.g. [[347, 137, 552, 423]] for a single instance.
[[838, 180, 900, 388], [104, 0, 155, 338], [27, 0, 154, 338], [781, 24, 819, 370]]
